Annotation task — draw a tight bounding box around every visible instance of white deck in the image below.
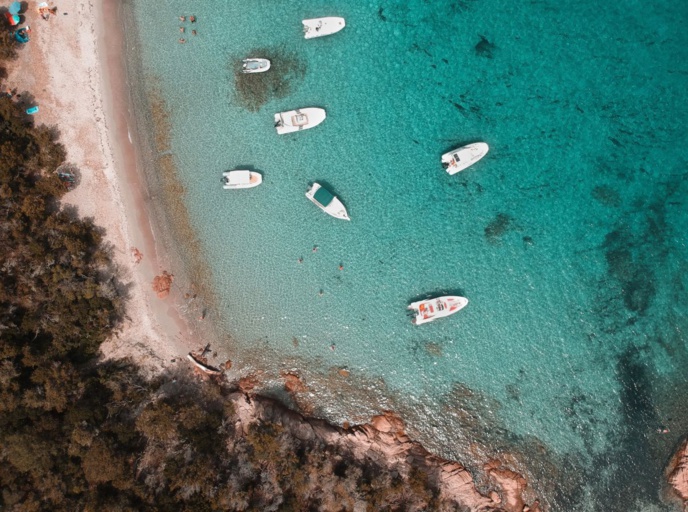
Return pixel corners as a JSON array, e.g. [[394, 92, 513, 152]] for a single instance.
[[303, 17, 346, 39], [274, 107, 326, 135], [222, 170, 262, 189], [442, 142, 489, 175]]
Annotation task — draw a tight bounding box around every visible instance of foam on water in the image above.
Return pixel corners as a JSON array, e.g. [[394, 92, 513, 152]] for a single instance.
[[125, 0, 688, 509]]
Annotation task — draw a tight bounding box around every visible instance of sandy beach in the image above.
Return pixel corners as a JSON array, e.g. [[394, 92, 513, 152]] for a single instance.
[[4, 0, 199, 371]]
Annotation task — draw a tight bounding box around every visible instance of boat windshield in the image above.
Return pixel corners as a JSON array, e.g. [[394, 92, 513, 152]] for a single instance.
[[313, 186, 334, 206]]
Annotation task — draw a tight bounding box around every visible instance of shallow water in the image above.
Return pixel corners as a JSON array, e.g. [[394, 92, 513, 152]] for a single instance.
[[126, 0, 688, 509]]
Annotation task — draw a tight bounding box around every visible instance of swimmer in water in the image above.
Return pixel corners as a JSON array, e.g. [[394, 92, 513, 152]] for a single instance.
[[338, 264, 344, 270], [298, 257, 304, 263], [179, 16, 186, 21], [312, 245, 318, 252]]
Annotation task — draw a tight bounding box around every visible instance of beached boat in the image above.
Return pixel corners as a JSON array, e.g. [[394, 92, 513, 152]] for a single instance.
[[242, 58, 271, 73], [222, 170, 262, 189], [408, 296, 468, 325], [302, 17, 346, 39], [441, 142, 489, 175], [274, 107, 326, 135], [305, 182, 350, 221]]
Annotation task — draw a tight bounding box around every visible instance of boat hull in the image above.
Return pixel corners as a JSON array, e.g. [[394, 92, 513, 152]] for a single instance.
[[303, 17, 346, 39], [442, 142, 489, 175], [242, 58, 271, 73], [306, 182, 350, 221], [408, 296, 468, 325], [222, 170, 262, 189], [274, 107, 326, 135]]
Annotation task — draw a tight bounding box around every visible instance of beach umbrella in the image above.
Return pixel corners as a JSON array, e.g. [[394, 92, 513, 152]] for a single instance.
[[4, 12, 19, 26], [9, 1, 21, 15]]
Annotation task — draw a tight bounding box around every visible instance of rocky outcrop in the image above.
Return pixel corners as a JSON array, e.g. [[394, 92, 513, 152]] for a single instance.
[[151, 271, 174, 299], [667, 438, 688, 510], [230, 393, 541, 512]]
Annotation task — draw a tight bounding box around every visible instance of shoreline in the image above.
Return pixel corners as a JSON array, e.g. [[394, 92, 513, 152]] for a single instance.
[[7, 3, 687, 511], [5, 0, 203, 371]]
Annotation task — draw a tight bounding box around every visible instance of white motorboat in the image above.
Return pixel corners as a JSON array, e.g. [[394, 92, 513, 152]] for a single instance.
[[305, 182, 350, 221], [222, 170, 262, 189], [274, 107, 326, 135], [242, 58, 271, 73], [408, 296, 468, 325], [302, 17, 346, 39], [441, 142, 489, 175]]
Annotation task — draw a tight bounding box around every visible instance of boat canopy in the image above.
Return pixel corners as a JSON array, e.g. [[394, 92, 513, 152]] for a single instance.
[[313, 186, 334, 206], [5, 12, 20, 25], [227, 171, 251, 184]]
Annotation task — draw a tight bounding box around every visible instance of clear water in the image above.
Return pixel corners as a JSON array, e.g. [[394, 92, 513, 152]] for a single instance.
[[125, 0, 688, 509]]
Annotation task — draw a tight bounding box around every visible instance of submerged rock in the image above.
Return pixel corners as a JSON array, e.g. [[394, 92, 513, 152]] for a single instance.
[[233, 49, 306, 112]]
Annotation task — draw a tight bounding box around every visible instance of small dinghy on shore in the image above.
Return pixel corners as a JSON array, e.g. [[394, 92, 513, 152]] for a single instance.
[[408, 296, 468, 325], [306, 182, 350, 221], [441, 142, 489, 175], [242, 58, 271, 73], [222, 170, 262, 189], [302, 17, 346, 39], [274, 107, 326, 135]]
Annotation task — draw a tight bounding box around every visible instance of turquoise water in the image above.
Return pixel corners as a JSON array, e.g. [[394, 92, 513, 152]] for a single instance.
[[126, 0, 688, 509]]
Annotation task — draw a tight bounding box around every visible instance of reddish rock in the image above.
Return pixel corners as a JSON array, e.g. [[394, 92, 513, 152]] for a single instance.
[[667, 438, 688, 508], [152, 271, 174, 299], [338, 368, 351, 377], [371, 411, 405, 434], [131, 247, 143, 264], [281, 371, 308, 393], [488, 464, 529, 512], [238, 374, 259, 392]]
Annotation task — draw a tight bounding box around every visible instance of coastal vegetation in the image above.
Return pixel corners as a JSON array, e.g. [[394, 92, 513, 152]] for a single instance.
[[0, 50, 463, 511]]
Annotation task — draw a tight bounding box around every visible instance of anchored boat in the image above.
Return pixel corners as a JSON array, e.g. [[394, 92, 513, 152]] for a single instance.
[[408, 296, 468, 325], [274, 107, 326, 135], [441, 142, 489, 175], [305, 182, 350, 221], [302, 17, 346, 39], [222, 170, 262, 189], [242, 58, 271, 73]]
